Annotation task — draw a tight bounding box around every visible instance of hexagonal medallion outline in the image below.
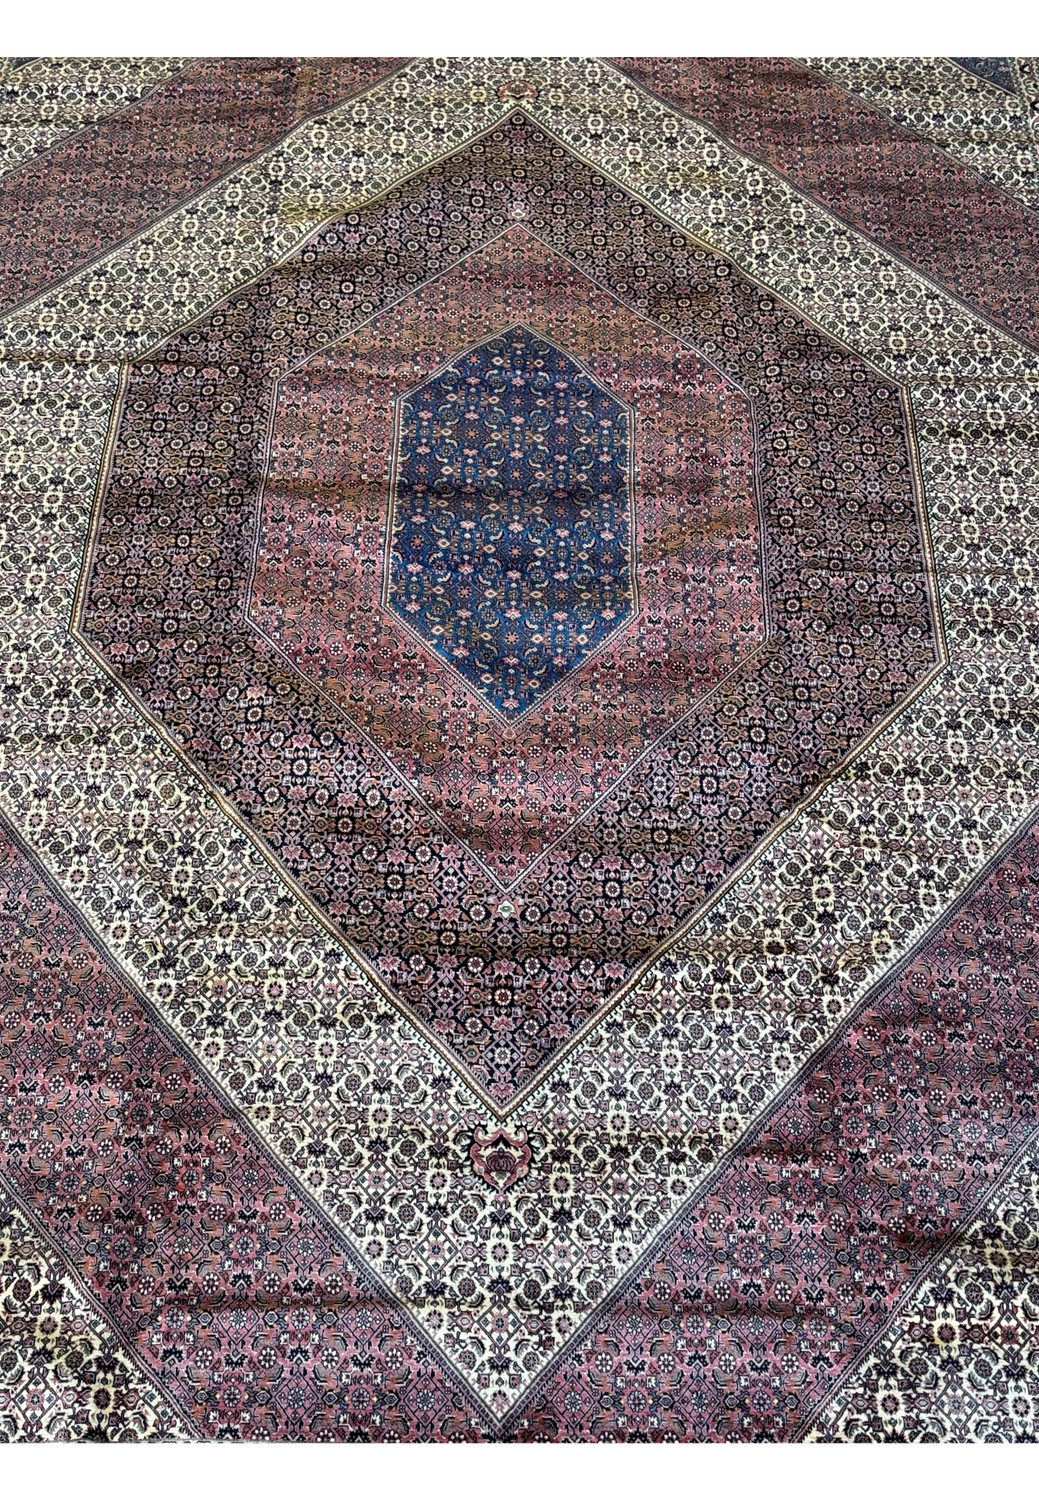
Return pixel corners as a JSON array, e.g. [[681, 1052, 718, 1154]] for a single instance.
[[381, 323, 640, 725], [237, 229, 770, 890]]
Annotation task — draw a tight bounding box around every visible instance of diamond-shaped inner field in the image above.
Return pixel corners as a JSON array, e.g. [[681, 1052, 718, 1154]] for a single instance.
[[386, 325, 634, 716]]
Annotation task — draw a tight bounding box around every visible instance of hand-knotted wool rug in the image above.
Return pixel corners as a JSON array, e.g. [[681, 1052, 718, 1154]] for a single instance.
[[1, 53, 1039, 1444]]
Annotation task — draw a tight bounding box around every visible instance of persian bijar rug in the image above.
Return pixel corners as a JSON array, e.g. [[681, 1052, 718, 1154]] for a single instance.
[[1, 54, 1039, 1442]]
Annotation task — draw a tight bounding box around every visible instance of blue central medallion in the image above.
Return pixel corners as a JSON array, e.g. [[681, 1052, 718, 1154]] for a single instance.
[[386, 325, 635, 717]]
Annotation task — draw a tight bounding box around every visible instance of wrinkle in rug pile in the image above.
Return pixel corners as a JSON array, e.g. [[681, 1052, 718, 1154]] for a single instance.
[[1, 54, 1039, 1442]]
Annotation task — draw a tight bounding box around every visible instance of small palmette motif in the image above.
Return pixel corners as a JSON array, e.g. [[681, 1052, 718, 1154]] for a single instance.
[[469, 1128, 534, 1191]]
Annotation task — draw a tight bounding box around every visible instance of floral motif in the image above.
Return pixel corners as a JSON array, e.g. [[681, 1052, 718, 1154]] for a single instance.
[[950, 58, 1016, 91], [0, 818, 486, 1440], [802, 57, 1039, 208], [0, 56, 188, 178], [809, 1143, 1039, 1441], [248, 227, 761, 888]]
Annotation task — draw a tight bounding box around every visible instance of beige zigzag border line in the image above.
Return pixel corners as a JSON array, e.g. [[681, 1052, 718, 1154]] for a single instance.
[[807, 1132, 1039, 1441], [0, 57, 1038, 1418], [0, 56, 192, 178], [0, 1176, 192, 1440], [802, 56, 1039, 209]]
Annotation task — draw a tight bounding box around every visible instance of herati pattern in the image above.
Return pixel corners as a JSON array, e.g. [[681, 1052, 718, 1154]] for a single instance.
[[1, 54, 1038, 1442]]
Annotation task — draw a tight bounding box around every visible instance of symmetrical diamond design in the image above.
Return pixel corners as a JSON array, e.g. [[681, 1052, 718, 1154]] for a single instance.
[[78, 122, 938, 1101]]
